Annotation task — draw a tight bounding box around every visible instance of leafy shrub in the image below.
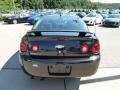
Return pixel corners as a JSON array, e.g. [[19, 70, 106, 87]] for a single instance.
[[0, 16, 6, 21]]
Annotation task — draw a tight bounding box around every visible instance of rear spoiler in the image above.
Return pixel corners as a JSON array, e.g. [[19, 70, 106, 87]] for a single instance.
[[27, 31, 42, 36], [27, 31, 96, 38]]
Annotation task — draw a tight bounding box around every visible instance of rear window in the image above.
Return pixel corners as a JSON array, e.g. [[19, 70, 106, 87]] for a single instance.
[[108, 14, 120, 18], [33, 15, 88, 32]]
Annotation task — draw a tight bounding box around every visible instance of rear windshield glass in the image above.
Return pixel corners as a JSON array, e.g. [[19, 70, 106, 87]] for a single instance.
[[33, 16, 88, 32]]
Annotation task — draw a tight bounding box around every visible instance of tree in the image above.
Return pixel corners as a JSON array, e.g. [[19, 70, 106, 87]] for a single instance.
[[0, 0, 13, 11], [0, 0, 118, 11]]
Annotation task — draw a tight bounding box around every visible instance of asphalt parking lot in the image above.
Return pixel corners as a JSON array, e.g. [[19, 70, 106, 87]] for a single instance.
[[0, 22, 120, 90]]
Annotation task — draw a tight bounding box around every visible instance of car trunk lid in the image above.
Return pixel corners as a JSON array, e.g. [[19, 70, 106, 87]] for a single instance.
[[27, 31, 95, 58]]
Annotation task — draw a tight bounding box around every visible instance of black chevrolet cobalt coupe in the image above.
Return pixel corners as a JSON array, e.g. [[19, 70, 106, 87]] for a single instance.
[[19, 14, 100, 78]]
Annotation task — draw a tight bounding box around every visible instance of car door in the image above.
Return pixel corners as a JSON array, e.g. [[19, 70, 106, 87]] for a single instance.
[[19, 14, 28, 23]]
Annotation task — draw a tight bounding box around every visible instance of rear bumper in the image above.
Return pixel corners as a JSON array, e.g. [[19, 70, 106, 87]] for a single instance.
[[19, 55, 100, 78], [102, 22, 119, 27]]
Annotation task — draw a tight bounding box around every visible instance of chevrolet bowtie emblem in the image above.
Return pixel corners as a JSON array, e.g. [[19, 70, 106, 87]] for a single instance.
[[55, 45, 65, 56], [55, 45, 65, 49]]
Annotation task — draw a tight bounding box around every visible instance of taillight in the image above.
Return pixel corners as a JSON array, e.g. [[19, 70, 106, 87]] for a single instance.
[[80, 44, 89, 54], [92, 42, 100, 54], [32, 44, 39, 52], [20, 41, 28, 52]]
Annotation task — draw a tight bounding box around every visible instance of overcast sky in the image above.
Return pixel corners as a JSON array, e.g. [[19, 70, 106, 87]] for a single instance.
[[90, 0, 120, 3]]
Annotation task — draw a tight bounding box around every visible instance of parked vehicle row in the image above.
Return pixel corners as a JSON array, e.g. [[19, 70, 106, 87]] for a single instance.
[[3, 9, 120, 28], [71, 9, 120, 27]]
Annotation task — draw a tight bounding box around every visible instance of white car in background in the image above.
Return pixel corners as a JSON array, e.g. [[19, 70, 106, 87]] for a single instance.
[[82, 13, 103, 25]]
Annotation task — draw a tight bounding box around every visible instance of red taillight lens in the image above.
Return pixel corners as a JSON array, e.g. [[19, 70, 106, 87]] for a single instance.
[[20, 42, 28, 52], [92, 42, 100, 54], [80, 44, 89, 54], [32, 44, 39, 52]]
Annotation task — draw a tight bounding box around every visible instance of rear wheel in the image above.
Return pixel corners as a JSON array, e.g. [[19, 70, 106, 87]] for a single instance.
[[99, 21, 102, 25], [30, 76, 35, 79], [115, 23, 120, 28], [117, 25, 119, 28], [13, 19, 17, 24]]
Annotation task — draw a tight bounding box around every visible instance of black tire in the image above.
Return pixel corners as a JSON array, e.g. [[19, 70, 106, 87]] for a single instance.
[[115, 23, 120, 28], [117, 26, 119, 28]]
